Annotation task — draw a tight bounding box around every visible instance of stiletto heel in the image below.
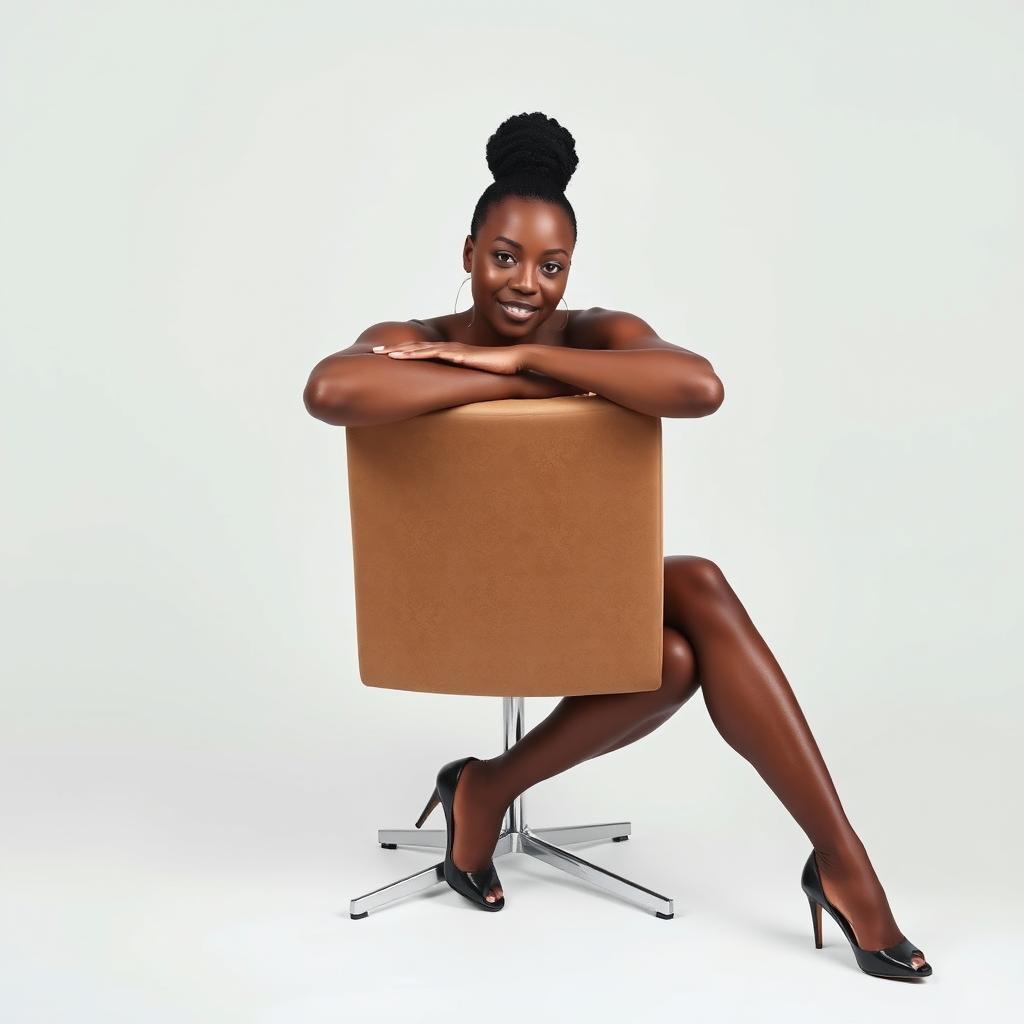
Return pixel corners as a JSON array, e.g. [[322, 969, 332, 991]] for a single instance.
[[414, 787, 440, 829], [800, 850, 932, 979], [808, 894, 823, 949], [420, 755, 505, 912]]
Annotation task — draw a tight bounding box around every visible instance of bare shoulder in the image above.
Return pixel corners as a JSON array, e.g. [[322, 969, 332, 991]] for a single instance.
[[309, 320, 439, 374], [567, 306, 706, 358], [350, 318, 441, 353]]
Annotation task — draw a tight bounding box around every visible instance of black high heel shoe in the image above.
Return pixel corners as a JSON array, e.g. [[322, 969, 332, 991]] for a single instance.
[[801, 850, 932, 979], [415, 756, 505, 912]]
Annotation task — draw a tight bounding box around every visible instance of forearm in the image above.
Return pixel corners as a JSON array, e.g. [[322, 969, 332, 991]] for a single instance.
[[304, 355, 525, 427], [518, 345, 723, 418]]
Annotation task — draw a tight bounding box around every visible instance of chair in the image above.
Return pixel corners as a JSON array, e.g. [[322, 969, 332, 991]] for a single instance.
[[345, 393, 673, 919]]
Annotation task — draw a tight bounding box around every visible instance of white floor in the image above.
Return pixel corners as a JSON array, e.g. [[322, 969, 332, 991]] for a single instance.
[[3, 786, 1014, 1024]]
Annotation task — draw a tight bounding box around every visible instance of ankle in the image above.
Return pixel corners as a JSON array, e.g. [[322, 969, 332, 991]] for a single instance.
[[474, 755, 520, 810], [814, 835, 868, 874]]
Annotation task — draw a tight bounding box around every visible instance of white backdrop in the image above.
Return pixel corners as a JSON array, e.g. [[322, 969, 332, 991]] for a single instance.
[[2, 2, 1021, 1020]]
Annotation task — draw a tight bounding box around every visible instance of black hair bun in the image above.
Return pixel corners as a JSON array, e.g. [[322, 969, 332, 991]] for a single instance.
[[485, 111, 579, 193]]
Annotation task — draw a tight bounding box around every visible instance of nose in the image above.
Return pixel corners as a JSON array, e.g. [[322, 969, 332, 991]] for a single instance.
[[510, 263, 539, 294]]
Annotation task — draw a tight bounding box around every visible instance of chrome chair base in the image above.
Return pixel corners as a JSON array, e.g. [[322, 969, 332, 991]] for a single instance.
[[349, 698, 674, 920]]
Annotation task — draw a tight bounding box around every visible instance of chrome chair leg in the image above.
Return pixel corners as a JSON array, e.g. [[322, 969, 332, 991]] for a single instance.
[[350, 830, 516, 919], [520, 830, 673, 919], [350, 861, 446, 919], [380, 824, 628, 851], [378, 828, 445, 850], [492, 830, 515, 858], [351, 697, 674, 919], [528, 822, 631, 846]]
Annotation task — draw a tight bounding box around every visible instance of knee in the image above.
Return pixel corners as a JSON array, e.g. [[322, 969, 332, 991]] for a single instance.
[[666, 555, 731, 599], [660, 625, 698, 706]]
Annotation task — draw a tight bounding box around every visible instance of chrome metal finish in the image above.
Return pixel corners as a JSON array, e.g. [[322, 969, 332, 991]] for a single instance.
[[501, 696, 526, 835], [528, 822, 632, 845], [350, 696, 674, 920], [378, 828, 446, 849], [492, 830, 515, 858], [520, 829, 673, 918], [349, 861, 446, 918]]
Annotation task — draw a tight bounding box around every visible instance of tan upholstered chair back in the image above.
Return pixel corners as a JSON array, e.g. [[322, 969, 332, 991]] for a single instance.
[[345, 395, 663, 697]]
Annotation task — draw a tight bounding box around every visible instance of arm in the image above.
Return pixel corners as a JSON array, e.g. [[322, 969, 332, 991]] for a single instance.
[[520, 308, 725, 418], [303, 321, 529, 427]]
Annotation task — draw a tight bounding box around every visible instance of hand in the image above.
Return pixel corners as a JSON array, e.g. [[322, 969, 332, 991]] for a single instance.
[[371, 340, 525, 375]]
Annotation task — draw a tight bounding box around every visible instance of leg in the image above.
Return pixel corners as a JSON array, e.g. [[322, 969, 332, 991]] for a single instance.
[[662, 555, 927, 968], [451, 624, 699, 902]]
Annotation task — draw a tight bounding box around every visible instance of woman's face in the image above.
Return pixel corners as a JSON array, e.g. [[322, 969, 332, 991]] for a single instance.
[[463, 196, 575, 339]]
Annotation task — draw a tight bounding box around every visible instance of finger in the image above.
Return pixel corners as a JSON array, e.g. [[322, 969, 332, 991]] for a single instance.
[[371, 342, 431, 354], [372, 343, 421, 356], [393, 346, 458, 361]]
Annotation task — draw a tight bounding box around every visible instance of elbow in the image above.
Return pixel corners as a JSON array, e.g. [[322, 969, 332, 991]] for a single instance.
[[700, 372, 725, 415], [303, 373, 352, 425], [673, 368, 724, 418]]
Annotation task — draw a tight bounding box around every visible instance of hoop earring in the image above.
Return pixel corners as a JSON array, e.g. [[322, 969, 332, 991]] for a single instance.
[[453, 275, 474, 326], [557, 295, 570, 330]]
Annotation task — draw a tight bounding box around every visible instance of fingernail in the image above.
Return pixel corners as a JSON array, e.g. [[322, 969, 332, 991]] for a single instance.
[[372, 345, 385, 351]]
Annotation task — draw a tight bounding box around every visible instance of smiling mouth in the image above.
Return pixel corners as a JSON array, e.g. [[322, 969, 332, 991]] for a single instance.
[[497, 300, 540, 321]]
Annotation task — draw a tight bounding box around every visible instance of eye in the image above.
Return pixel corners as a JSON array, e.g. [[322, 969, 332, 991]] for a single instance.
[[542, 262, 564, 276], [494, 251, 515, 266]]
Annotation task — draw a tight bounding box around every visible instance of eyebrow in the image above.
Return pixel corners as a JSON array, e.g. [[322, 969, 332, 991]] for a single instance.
[[494, 235, 569, 257]]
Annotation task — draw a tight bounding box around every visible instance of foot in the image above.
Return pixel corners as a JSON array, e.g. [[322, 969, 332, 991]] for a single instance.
[[815, 842, 929, 971], [451, 758, 509, 904]]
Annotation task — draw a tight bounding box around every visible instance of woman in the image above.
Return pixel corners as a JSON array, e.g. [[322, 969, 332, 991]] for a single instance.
[[303, 112, 931, 980]]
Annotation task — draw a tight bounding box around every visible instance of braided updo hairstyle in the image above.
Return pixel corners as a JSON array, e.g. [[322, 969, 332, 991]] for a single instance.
[[470, 111, 579, 242]]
